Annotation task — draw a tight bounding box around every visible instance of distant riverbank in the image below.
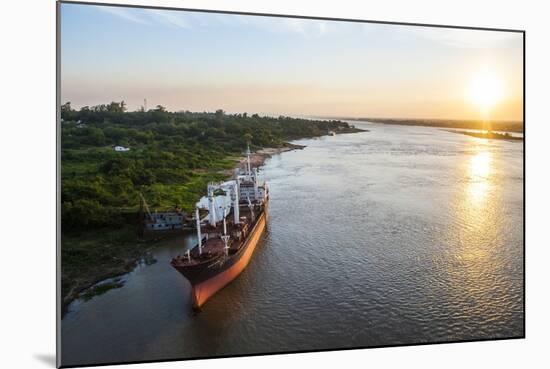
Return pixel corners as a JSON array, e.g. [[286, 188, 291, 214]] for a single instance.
[[446, 129, 523, 141], [331, 117, 523, 133]]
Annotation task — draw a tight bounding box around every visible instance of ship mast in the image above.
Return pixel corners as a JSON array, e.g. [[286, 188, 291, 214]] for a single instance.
[[223, 209, 227, 235], [246, 144, 251, 176], [195, 207, 202, 255], [232, 182, 240, 224], [221, 207, 230, 255], [253, 167, 259, 199], [138, 192, 153, 220], [247, 196, 255, 222]]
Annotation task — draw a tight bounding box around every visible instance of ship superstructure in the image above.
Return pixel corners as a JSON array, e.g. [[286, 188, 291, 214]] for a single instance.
[[171, 145, 269, 310]]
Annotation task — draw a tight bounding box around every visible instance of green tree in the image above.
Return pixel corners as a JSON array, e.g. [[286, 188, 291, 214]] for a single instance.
[[215, 109, 225, 122], [81, 127, 106, 146], [61, 102, 73, 113]]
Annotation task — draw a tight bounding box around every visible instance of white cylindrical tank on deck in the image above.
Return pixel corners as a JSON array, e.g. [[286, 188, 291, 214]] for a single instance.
[[207, 186, 217, 226]]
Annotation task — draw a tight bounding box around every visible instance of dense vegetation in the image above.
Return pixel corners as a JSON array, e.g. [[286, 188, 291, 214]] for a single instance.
[[60, 101, 360, 309], [61, 102, 357, 230]]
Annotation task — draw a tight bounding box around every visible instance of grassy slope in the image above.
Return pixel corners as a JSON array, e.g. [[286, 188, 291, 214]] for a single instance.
[[61, 154, 239, 311]]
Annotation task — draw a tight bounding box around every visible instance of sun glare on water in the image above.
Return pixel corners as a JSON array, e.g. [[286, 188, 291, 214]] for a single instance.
[[470, 150, 492, 179], [467, 149, 493, 204]]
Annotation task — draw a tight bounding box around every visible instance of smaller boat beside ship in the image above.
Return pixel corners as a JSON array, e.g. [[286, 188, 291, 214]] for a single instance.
[[171, 146, 269, 310], [138, 193, 192, 238]]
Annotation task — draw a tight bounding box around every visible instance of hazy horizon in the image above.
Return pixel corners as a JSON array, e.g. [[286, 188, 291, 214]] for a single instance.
[[61, 3, 523, 121]]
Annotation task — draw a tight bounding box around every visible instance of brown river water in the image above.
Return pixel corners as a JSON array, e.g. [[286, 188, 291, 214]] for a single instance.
[[61, 121, 524, 366]]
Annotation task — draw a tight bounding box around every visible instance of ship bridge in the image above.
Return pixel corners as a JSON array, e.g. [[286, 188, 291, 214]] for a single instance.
[[235, 145, 268, 204]]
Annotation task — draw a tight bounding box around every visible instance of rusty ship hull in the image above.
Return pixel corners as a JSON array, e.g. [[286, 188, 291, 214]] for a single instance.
[[171, 203, 268, 310]]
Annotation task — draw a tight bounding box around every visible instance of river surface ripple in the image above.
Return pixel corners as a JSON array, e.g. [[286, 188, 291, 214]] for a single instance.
[[62, 122, 524, 366]]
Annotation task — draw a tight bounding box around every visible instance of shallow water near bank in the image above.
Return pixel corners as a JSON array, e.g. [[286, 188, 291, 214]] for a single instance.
[[61, 121, 523, 366]]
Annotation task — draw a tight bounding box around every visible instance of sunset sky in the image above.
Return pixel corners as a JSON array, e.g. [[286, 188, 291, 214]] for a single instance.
[[61, 3, 523, 121]]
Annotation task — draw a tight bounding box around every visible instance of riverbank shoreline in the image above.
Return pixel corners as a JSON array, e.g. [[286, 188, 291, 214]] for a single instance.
[[61, 142, 307, 316], [246, 143, 307, 169], [62, 127, 365, 314], [445, 129, 523, 141], [61, 230, 185, 316]]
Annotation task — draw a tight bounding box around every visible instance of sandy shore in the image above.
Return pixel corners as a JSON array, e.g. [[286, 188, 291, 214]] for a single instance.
[[238, 143, 306, 170]]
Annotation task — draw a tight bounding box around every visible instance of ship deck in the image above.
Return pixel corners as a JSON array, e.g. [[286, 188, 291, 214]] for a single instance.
[[172, 237, 230, 266], [198, 238, 226, 256], [172, 207, 258, 266]]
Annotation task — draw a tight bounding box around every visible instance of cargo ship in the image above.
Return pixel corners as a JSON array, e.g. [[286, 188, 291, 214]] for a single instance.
[[171, 146, 269, 310]]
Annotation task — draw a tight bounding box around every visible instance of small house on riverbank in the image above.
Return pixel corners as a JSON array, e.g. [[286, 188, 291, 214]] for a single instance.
[[114, 145, 130, 152]]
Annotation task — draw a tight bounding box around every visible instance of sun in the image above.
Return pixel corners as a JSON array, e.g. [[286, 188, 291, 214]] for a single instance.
[[467, 71, 504, 114]]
